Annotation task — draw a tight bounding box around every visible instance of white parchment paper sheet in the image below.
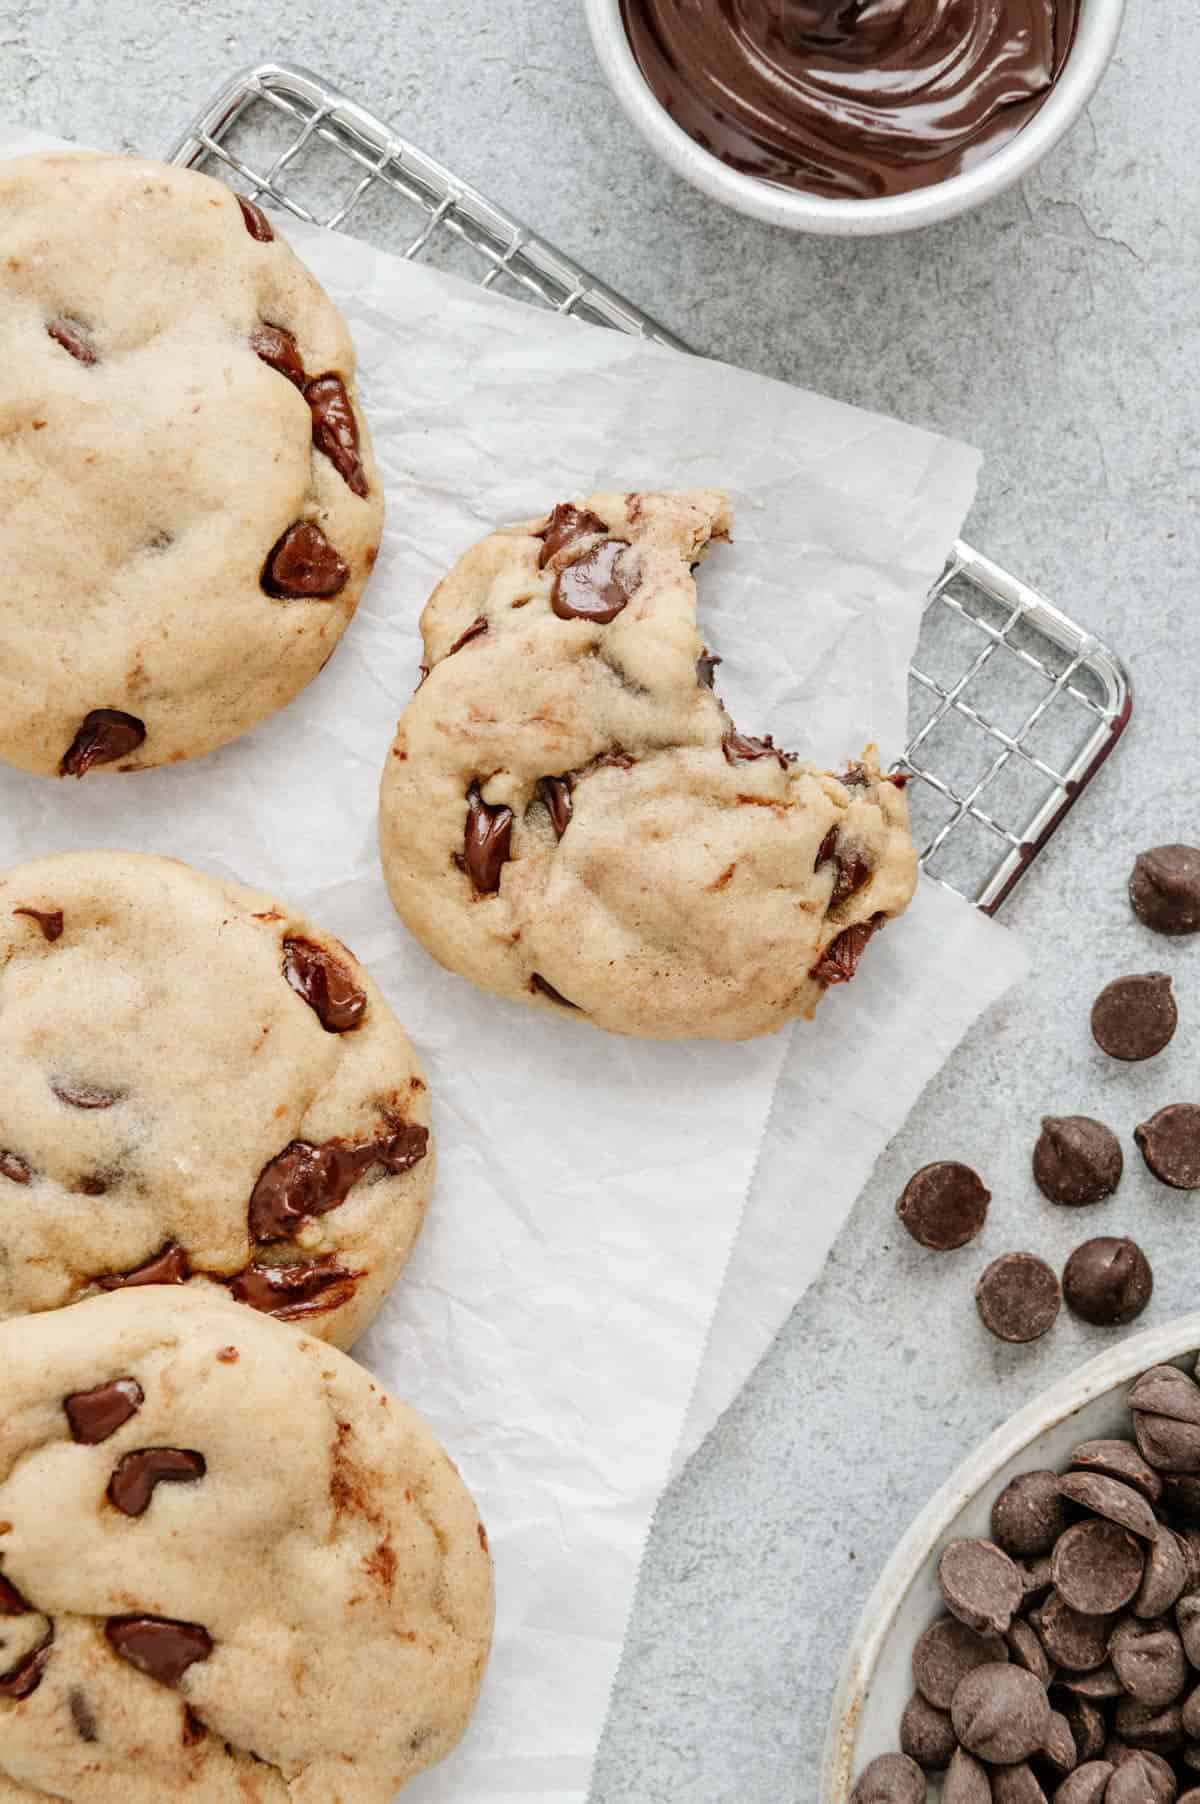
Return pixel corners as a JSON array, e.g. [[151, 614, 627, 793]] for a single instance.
[[0, 128, 1024, 1801]]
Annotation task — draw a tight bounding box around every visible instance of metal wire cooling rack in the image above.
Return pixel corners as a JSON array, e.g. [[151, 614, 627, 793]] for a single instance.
[[168, 60, 1132, 915]]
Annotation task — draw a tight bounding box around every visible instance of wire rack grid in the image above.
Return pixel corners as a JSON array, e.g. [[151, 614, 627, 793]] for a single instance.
[[168, 60, 1132, 915]]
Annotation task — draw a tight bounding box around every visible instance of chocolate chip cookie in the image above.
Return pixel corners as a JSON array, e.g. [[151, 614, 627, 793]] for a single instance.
[[0, 153, 382, 777], [378, 491, 918, 1039], [0, 851, 432, 1346], [0, 1286, 493, 1800]]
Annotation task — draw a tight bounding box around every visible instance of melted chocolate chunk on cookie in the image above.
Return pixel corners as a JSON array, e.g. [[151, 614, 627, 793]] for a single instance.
[[1130, 845, 1200, 936], [282, 937, 367, 1034], [697, 649, 722, 689], [463, 781, 514, 895], [441, 616, 488, 660], [830, 850, 872, 909], [13, 906, 63, 941], [226, 1256, 361, 1322], [108, 1448, 207, 1517], [538, 775, 574, 839], [249, 1119, 429, 1243], [47, 317, 96, 364], [250, 323, 306, 388], [1136, 1105, 1200, 1190], [181, 1704, 207, 1746], [0, 1634, 52, 1700], [262, 521, 350, 599], [551, 539, 634, 623], [106, 1616, 212, 1686], [531, 973, 581, 1010], [51, 1078, 123, 1110], [0, 1150, 31, 1185], [69, 1687, 98, 1743], [538, 503, 607, 567], [237, 195, 274, 241], [305, 374, 368, 498], [0, 1573, 29, 1614], [812, 916, 885, 988], [98, 1242, 191, 1290], [64, 1377, 145, 1444], [815, 827, 839, 870], [60, 709, 146, 778], [722, 730, 789, 770]]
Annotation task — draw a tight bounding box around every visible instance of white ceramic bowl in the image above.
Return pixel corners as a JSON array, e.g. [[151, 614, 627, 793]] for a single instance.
[[821, 1316, 1200, 1800], [585, 0, 1126, 236]]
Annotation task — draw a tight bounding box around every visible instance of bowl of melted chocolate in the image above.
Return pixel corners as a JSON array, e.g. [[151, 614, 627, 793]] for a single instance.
[[587, 0, 1125, 232]]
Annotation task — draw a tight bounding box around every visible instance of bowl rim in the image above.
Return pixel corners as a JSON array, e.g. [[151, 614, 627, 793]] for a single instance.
[[584, 0, 1128, 236], [820, 1312, 1200, 1801]]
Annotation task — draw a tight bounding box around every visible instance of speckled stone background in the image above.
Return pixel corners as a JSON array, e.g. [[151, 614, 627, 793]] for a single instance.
[[6, 2, 1197, 1798]]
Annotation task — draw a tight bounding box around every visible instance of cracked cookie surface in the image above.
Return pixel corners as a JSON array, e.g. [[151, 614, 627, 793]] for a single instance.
[[0, 851, 433, 1346], [0, 152, 382, 777], [379, 490, 918, 1040], [0, 1287, 493, 1801]]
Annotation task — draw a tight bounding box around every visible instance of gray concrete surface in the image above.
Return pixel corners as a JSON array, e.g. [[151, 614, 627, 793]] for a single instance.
[[6, 2, 1197, 1798]]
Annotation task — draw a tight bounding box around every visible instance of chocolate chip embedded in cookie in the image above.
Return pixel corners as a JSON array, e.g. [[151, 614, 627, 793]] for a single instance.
[[0, 152, 382, 778], [0, 851, 433, 1348], [380, 491, 917, 1040]]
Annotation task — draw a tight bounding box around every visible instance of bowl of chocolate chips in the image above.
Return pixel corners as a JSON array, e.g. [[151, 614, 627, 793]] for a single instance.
[[825, 1324, 1200, 1803], [586, 0, 1126, 234]]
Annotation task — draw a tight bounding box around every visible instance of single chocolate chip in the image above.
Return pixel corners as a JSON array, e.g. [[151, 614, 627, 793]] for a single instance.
[[1182, 1790, 1200, 1804], [107, 1448, 206, 1517], [69, 1686, 98, 1742], [1111, 1701, 1183, 1755], [722, 730, 789, 769], [1130, 1367, 1200, 1426], [105, 1617, 212, 1686], [0, 1634, 52, 1699], [538, 504, 607, 567], [1178, 1596, 1200, 1667], [913, 1616, 1009, 1709], [97, 1242, 190, 1290], [237, 195, 274, 241], [1053, 1520, 1144, 1616], [0, 1573, 27, 1614], [849, 1752, 926, 1804], [897, 1163, 991, 1253], [1034, 1593, 1113, 1671], [305, 374, 368, 497], [1131, 846, 1200, 936], [1054, 1694, 1108, 1761], [943, 1747, 991, 1804], [952, 1662, 1051, 1764], [249, 1119, 427, 1243], [976, 1253, 1062, 1344], [226, 1256, 360, 1321], [1064, 1239, 1153, 1328], [1134, 1530, 1189, 1618], [1107, 1750, 1177, 1804], [697, 648, 722, 688], [992, 1765, 1049, 1804], [51, 1078, 122, 1110], [262, 521, 349, 599], [1008, 1618, 1053, 1684], [1134, 1415, 1200, 1475], [446, 615, 488, 658], [63, 1378, 144, 1444], [1053, 1765, 1115, 1804], [551, 539, 633, 623], [900, 1690, 957, 1769], [60, 709, 146, 778], [1071, 1441, 1163, 1505], [530, 973, 581, 1010], [1058, 1473, 1159, 1542], [1109, 1619, 1187, 1707], [1056, 1664, 1123, 1700], [813, 915, 885, 988], [47, 316, 97, 364], [13, 906, 64, 942], [282, 937, 367, 1034], [1091, 974, 1178, 1062], [994, 1471, 1072, 1560], [1034, 1118, 1124, 1207], [462, 781, 513, 894], [250, 323, 306, 387], [939, 1540, 1023, 1636], [0, 1150, 31, 1185], [1136, 1107, 1200, 1191], [539, 775, 574, 838]]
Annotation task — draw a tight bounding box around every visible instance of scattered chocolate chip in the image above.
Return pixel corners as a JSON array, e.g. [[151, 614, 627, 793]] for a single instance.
[[697, 649, 722, 688], [943, 1747, 992, 1804], [900, 1690, 956, 1770], [64, 1378, 144, 1444], [530, 973, 581, 1010], [1052, 1520, 1144, 1615], [69, 1686, 98, 1742], [282, 937, 367, 1034], [226, 1256, 360, 1321], [538, 504, 607, 567], [1058, 1473, 1159, 1541], [249, 1118, 428, 1243], [97, 1242, 190, 1290], [250, 322, 306, 386], [0, 1151, 31, 1185], [913, 1617, 1008, 1712], [1033, 1117, 1124, 1207], [1109, 1618, 1187, 1707], [722, 730, 789, 769], [462, 781, 514, 894], [1130, 1366, 1200, 1426], [992, 1764, 1049, 1803], [849, 1752, 926, 1804], [1054, 1765, 1115, 1804], [1134, 1530, 1189, 1618], [105, 1617, 212, 1686], [1070, 1441, 1163, 1505], [976, 1252, 1062, 1344], [1034, 1592, 1112, 1671], [51, 1078, 122, 1110], [939, 1538, 1023, 1636], [1091, 974, 1178, 1062], [897, 1162, 991, 1253], [551, 539, 633, 623], [0, 1634, 52, 1699], [993, 1471, 1072, 1560], [813, 916, 885, 988], [1136, 1106, 1200, 1191], [47, 317, 96, 364], [538, 774, 575, 839], [305, 374, 368, 497], [1063, 1238, 1153, 1328], [107, 1448, 207, 1517], [60, 709, 146, 778], [1007, 1617, 1053, 1683], [0, 1574, 27, 1614], [1131, 846, 1200, 936], [262, 521, 349, 599], [1133, 1414, 1200, 1475], [952, 1662, 1051, 1763], [237, 195, 274, 241], [12, 907, 63, 942]]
